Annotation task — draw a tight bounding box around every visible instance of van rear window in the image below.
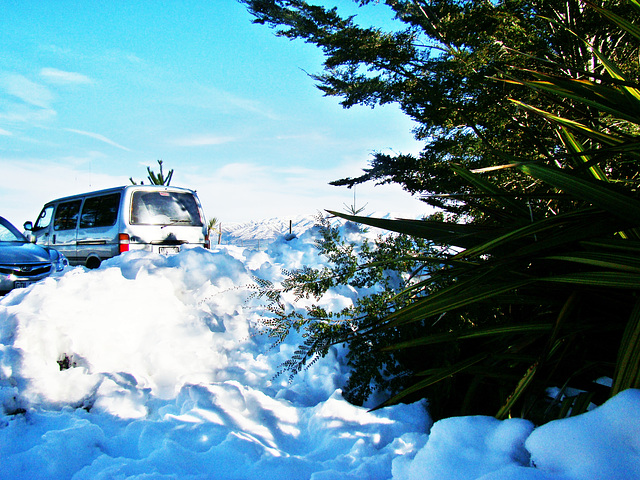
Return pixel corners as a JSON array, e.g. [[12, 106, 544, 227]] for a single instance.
[[130, 191, 203, 226]]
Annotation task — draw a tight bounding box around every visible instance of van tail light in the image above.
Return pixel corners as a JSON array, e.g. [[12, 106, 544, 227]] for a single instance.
[[119, 233, 130, 253], [204, 233, 211, 249]]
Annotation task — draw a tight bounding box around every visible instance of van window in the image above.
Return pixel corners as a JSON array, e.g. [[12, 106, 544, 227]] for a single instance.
[[130, 191, 203, 226], [80, 193, 121, 228], [34, 205, 54, 230], [54, 200, 82, 231]]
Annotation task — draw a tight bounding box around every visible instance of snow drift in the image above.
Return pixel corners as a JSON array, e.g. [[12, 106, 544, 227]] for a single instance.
[[0, 217, 638, 479]]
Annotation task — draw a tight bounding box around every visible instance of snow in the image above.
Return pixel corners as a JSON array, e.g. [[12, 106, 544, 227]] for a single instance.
[[1, 215, 639, 480]]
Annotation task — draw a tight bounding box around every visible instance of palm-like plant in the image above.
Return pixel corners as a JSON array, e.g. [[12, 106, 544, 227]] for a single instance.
[[331, 1, 640, 422], [130, 160, 174, 186]]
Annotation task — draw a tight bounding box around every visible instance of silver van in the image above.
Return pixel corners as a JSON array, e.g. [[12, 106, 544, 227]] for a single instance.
[[25, 185, 210, 268]]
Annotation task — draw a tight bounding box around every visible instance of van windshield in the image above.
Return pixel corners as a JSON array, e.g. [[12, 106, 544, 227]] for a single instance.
[[130, 191, 203, 226]]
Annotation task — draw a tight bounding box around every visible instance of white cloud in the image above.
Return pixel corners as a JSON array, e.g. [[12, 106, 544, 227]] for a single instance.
[[65, 129, 132, 151], [40, 68, 93, 85], [224, 93, 280, 120], [166, 81, 280, 120], [0, 128, 12, 136], [180, 161, 431, 223], [1, 155, 430, 228], [168, 134, 238, 147], [275, 132, 328, 142], [0, 159, 125, 226], [58, 150, 109, 167], [0, 104, 57, 124], [1, 73, 54, 108]]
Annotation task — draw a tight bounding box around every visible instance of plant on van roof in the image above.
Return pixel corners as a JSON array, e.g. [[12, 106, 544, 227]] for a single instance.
[[130, 160, 174, 186]]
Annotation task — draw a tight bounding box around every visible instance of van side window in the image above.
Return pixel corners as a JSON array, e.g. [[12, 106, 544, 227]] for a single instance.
[[53, 200, 81, 231], [34, 206, 54, 230], [80, 193, 121, 228]]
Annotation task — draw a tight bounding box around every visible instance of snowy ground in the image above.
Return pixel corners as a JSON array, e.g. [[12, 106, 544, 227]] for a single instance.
[[1, 216, 639, 480]]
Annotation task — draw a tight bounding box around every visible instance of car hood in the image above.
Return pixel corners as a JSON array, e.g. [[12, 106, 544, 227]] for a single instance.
[[0, 242, 51, 264]]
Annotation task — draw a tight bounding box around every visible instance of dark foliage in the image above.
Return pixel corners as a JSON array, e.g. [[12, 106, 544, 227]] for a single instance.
[[242, 0, 640, 423]]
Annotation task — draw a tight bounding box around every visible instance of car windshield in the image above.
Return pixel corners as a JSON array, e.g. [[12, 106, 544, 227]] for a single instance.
[[0, 217, 27, 243]]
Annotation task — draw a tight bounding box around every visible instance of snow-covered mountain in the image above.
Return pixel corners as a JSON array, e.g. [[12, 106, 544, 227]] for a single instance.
[[219, 214, 322, 247], [218, 211, 419, 248]]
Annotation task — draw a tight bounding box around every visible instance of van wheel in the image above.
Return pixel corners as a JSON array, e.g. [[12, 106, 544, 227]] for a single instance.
[[86, 257, 102, 269]]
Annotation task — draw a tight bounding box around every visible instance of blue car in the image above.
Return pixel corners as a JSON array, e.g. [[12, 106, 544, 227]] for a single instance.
[[0, 215, 68, 295]]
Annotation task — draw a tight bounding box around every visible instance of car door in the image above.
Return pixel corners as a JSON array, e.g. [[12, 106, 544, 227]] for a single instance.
[[51, 200, 81, 263]]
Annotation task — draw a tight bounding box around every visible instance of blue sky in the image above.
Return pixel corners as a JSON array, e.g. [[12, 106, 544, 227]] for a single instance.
[[0, 1, 429, 226]]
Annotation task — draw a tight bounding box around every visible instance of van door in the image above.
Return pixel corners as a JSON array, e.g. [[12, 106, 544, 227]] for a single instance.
[[77, 192, 121, 264], [52, 200, 81, 263]]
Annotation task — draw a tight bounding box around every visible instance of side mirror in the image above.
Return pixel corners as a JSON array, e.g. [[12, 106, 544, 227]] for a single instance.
[[27, 234, 37, 244], [23, 221, 33, 231]]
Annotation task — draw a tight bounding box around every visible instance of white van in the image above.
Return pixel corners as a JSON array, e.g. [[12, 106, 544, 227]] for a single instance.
[[25, 185, 210, 268]]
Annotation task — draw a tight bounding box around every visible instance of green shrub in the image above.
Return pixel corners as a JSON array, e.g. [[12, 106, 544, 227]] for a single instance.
[[253, 1, 640, 423]]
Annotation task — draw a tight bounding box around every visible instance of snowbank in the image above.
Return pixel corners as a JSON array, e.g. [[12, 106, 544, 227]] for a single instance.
[[1, 217, 639, 479]]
